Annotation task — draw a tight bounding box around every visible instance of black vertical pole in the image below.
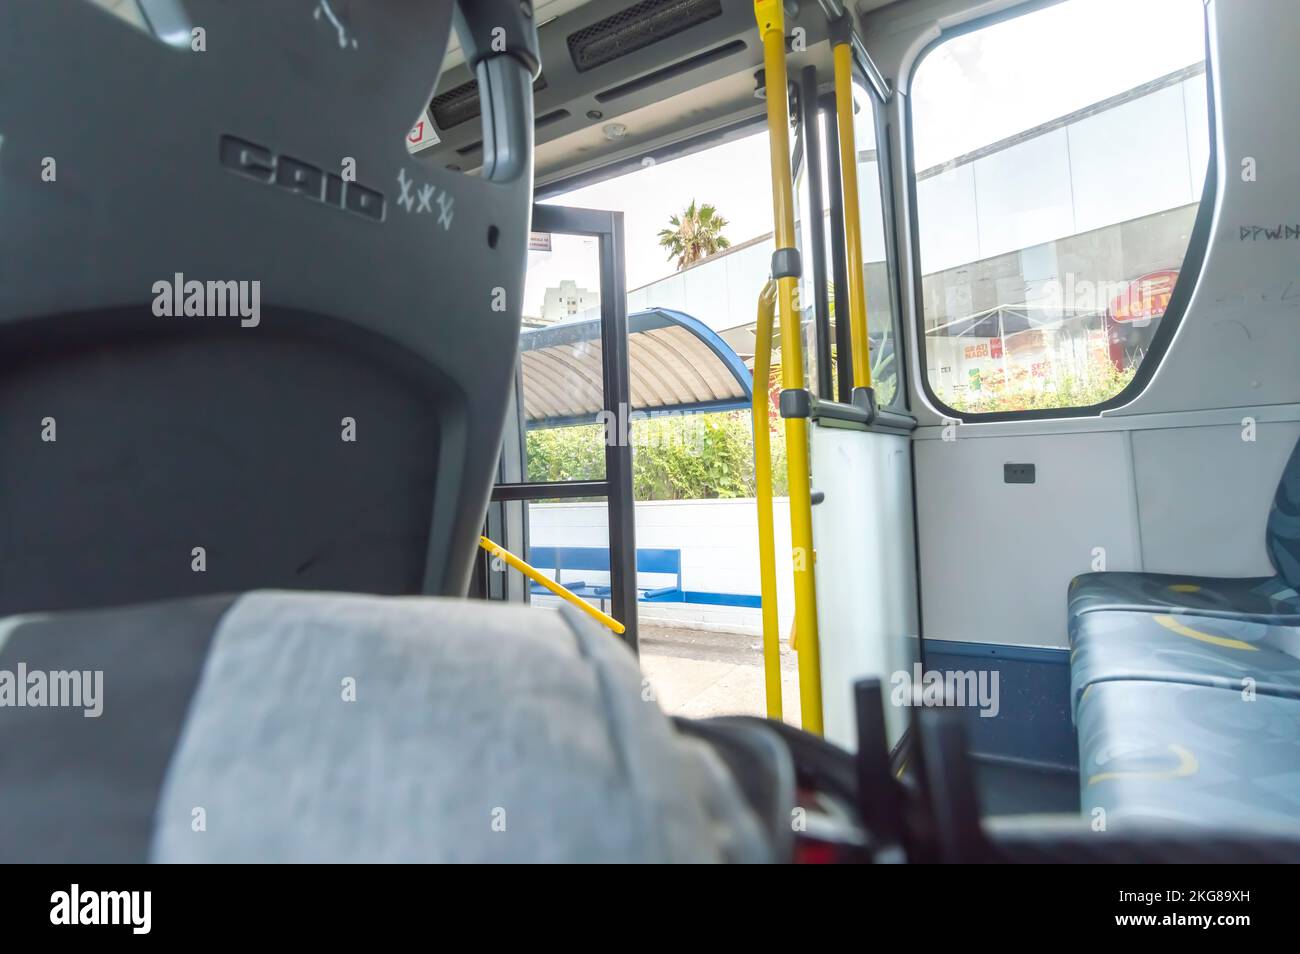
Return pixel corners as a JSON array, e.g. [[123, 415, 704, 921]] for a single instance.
[[918, 709, 986, 863], [853, 678, 904, 853], [600, 211, 638, 652], [801, 67, 834, 401], [821, 93, 853, 405]]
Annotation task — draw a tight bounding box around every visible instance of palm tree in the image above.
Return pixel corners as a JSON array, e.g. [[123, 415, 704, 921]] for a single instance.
[[657, 200, 732, 270]]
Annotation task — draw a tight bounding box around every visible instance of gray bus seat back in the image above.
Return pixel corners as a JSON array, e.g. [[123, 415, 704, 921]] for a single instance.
[[0, 595, 238, 862], [0, 592, 773, 863], [0, 0, 533, 614], [1267, 436, 1300, 591], [1068, 434, 1300, 627]]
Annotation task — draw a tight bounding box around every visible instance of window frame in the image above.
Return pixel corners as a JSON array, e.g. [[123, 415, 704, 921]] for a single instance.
[[795, 64, 910, 413], [903, 0, 1218, 423], [854, 66, 909, 412]]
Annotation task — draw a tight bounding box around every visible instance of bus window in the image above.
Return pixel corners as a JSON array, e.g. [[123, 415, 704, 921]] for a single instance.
[[795, 84, 903, 408], [910, 0, 1210, 417]]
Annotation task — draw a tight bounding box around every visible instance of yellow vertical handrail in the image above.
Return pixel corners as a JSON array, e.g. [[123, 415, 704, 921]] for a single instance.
[[832, 30, 872, 391], [754, 0, 823, 735], [478, 535, 627, 635], [752, 280, 782, 721]]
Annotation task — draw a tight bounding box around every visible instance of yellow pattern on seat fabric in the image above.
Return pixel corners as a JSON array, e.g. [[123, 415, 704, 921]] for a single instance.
[[1088, 743, 1199, 786], [1154, 614, 1257, 651]]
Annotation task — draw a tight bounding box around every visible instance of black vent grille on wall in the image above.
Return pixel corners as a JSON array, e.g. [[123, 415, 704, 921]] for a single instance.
[[430, 73, 550, 131], [567, 0, 724, 73]]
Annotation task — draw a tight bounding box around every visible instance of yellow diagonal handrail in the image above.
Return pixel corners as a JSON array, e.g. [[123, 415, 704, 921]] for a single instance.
[[752, 280, 782, 720], [478, 535, 626, 635]]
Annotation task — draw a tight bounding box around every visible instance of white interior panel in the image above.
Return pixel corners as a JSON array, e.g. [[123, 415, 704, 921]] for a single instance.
[[1132, 420, 1300, 575], [914, 429, 1140, 648], [811, 427, 919, 750], [865, 0, 1299, 655]]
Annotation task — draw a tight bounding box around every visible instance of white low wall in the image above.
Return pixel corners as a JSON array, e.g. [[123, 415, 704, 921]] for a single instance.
[[528, 498, 797, 635]]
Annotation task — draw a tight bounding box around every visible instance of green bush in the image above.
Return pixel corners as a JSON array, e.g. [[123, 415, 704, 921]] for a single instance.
[[525, 407, 788, 501], [943, 359, 1136, 414], [524, 423, 606, 484]]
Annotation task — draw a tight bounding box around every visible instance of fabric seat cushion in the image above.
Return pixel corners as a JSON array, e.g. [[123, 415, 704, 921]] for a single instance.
[[0, 591, 774, 863], [1068, 571, 1300, 626], [1077, 680, 1300, 831], [1070, 609, 1300, 718]]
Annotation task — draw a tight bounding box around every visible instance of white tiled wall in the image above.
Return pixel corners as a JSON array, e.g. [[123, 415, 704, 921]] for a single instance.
[[527, 498, 797, 634]]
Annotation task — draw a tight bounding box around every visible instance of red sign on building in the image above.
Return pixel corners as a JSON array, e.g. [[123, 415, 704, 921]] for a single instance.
[[1109, 269, 1179, 323]]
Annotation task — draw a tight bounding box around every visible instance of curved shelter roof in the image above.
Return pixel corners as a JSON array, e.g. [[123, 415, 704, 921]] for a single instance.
[[519, 308, 752, 428]]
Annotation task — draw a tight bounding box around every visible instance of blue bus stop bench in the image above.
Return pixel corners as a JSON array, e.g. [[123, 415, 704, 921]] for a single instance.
[[526, 546, 761, 611]]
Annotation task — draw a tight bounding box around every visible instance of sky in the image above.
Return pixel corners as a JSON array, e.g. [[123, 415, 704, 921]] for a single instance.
[[524, 132, 778, 317], [523, 0, 1206, 318], [911, 0, 1206, 170]]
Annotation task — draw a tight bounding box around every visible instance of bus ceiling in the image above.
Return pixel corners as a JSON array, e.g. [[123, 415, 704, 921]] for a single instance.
[[416, 0, 895, 186]]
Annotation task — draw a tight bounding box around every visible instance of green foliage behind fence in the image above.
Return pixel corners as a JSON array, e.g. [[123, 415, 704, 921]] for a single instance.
[[526, 409, 788, 501], [942, 360, 1136, 414]]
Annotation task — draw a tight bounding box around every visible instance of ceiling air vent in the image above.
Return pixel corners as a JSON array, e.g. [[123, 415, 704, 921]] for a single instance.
[[567, 0, 724, 74], [454, 107, 572, 157], [430, 73, 549, 131], [534, 108, 572, 130], [430, 78, 481, 130]]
